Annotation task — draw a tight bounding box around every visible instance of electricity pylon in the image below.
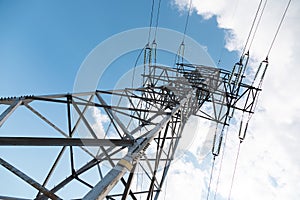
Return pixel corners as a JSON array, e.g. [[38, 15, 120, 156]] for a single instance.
[[0, 49, 267, 199]]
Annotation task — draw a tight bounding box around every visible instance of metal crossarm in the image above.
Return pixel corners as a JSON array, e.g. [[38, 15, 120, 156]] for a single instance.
[[0, 63, 263, 199]]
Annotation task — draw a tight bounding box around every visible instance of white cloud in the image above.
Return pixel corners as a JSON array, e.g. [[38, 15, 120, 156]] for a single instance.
[[163, 0, 300, 199], [162, 158, 206, 199], [91, 107, 109, 138]]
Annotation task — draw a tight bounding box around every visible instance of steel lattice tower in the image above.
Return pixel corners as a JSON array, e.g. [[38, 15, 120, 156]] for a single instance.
[[0, 49, 267, 199]]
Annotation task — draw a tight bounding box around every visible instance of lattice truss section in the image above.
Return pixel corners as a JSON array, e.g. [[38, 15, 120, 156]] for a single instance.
[[0, 54, 267, 199]]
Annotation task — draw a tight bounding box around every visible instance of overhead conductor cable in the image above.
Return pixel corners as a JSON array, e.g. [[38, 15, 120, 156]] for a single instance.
[[228, 1, 292, 199]]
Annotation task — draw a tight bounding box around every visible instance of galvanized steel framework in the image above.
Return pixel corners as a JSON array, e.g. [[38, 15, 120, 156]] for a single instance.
[[0, 53, 267, 199]]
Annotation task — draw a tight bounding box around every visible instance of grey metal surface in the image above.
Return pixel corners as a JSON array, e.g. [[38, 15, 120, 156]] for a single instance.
[[0, 51, 265, 199]]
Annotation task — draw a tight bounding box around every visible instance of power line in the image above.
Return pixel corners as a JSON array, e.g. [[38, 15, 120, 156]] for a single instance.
[[153, 0, 162, 41], [182, 0, 193, 43], [133, 0, 162, 88], [213, 120, 231, 200], [175, 0, 193, 66], [248, 0, 268, 52], [217, 0, 240, 67], [148, 0, 155, 43], [267, 0, 292, 57], [206, 156, 216, 200], [241, 0, 264, 56], [132, 45, 147, 88], [228, 140, 242, 200]]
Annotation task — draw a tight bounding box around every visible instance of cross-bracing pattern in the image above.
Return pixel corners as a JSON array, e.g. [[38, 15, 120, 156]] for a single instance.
[[0, 52, 268, 199]]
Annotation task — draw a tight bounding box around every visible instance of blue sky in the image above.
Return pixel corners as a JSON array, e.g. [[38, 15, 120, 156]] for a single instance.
[[0, 0, 235, 96]]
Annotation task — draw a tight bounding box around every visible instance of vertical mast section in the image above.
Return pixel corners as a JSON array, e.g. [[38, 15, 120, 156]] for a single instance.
[[83, 93, 191, 199]]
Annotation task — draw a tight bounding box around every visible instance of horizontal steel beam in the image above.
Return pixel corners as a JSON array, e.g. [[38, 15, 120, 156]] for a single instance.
[[0, 137, 134, 147]]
